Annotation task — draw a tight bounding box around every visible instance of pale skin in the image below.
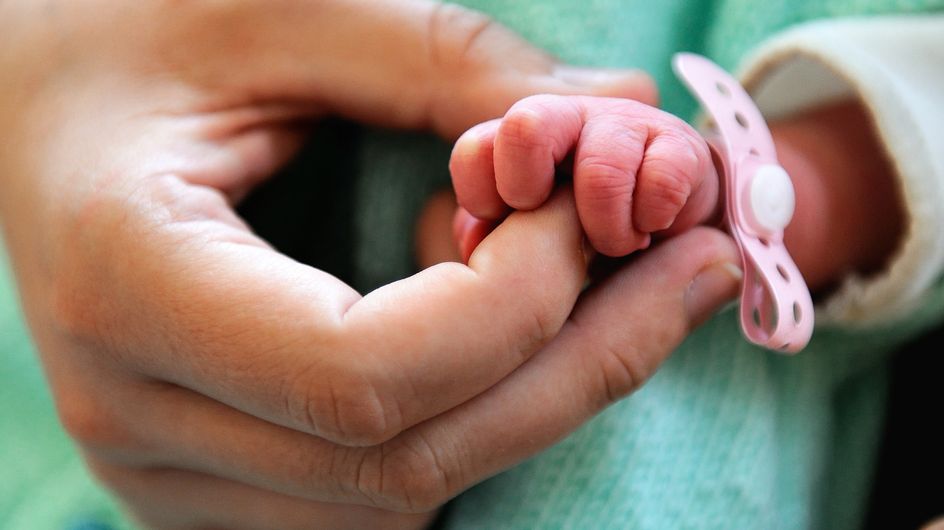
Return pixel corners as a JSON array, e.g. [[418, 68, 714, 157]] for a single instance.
[[420, 96, 903, 296], [0, 1, 752, 530]]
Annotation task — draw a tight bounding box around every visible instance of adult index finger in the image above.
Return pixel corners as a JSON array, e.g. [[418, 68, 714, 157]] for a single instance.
[[91, 179, 588, 448], [325, 188, 588, 445], [351, 228, 742, 510]]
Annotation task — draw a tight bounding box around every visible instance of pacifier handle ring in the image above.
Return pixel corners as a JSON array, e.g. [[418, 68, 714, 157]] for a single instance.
[[673, 53, 814, 353]]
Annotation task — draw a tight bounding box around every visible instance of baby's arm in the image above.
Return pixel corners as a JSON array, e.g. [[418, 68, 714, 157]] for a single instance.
[[773, 100, 902, 292], [449, 95, 903, 293]]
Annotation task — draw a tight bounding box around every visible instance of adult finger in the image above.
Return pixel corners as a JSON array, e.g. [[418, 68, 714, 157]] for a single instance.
[[359, 228, 743, 509], [326, 188, 588, 445], [88, 458, 434, 530], [145, 0, 657, 138], [74, 230, 737, 513], [68, 177, 588, 447], [452, 207, 500, 265], [81, 378, 455, 510]]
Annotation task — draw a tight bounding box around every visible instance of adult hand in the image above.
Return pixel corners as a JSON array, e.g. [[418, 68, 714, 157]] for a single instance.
[[0, 1, 736, 529]]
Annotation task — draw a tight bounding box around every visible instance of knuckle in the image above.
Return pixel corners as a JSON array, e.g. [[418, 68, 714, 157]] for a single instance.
[[578, 305, 683, 409], [57, 392, 134, 452], [580, 156, 635, 202], [84, 457, 128, 493], [499, 102, 552, 153], [428, 3, 498, 69], [645, 175, 690, 214], [331, 385, 397, 447], [287, 365, 402, 447], [505, 296, 561, 360], [46, 173, 160, 346], [358, 437, 453, 513], [639, 156, 694, 214], [84, 459, 151, 517], [647, 132, 702, 177], [590, 338, 650, 408], [526, 303, 560, 351], [47, 206, 116, 343], [599, 345, 643, 404], [48, 273, 102, 343]]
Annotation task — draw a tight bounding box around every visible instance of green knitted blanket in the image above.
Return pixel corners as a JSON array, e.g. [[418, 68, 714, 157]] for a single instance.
[[2, 0, 942, 528]]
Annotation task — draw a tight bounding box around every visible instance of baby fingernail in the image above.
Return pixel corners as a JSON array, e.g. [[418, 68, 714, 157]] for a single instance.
[[581, 236, 596, 266], [453, 131, 482, 159]]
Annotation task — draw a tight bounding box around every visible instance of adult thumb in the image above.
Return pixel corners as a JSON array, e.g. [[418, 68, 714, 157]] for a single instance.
[[422, 3, 658, 137], [219, 0, 657, 138], [562, 227, 743, 394]]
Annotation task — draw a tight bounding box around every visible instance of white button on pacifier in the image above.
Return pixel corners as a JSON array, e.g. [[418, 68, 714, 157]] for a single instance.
[[749, 164, 795, 233]]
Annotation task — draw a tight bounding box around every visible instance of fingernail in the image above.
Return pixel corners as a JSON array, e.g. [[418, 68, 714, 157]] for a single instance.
[[453, 130, 482, 161], [684, 262, 742, 326], [581, 236, 595, 267], [453, 209, 474, 248], [638, 233, 652, 250], [553, 65, 646, 88]]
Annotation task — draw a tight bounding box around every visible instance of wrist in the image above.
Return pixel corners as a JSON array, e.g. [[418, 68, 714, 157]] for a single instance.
[[772, 100, 904, 292]]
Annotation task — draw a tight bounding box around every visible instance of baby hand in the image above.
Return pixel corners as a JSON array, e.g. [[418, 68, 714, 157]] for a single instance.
[[450, 95, 720, 259]]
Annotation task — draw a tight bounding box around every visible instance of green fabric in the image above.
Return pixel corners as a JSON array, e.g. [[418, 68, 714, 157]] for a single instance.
[[0, 243, 131, 529], [349, 1, 944, 529], [2, 0, 944, 529]]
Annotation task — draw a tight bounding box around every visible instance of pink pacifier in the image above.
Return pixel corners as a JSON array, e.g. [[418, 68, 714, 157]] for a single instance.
[[673, 53, 814, 353]]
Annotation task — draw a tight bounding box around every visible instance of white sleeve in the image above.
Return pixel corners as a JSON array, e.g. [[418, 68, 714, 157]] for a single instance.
[[735, 15, 944, 327]]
